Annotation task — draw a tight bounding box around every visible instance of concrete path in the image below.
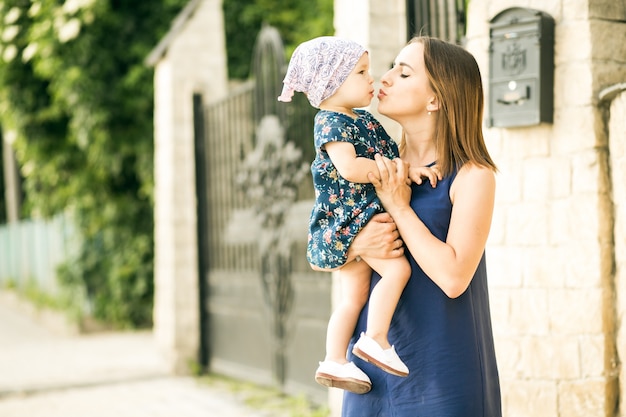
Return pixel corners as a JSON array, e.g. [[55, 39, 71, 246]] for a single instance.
[[0, 291, 268, 417]]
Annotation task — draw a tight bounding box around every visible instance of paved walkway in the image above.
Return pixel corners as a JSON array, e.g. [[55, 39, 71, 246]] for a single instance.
[[0, 291, 268, 417]]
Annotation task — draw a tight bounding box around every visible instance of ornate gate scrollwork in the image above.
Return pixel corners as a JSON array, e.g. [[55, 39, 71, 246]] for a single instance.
[[237, 25, 309, 386]]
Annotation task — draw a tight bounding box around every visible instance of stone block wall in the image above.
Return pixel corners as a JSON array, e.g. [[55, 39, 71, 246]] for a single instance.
[[466, 1, 625, 416]]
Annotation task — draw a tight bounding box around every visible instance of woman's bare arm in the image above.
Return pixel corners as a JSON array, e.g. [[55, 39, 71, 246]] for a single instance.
[[369, 154, 495, 298]]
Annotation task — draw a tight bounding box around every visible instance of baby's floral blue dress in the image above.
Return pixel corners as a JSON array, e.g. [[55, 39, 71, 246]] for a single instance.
[[307, 109, 399, 269]]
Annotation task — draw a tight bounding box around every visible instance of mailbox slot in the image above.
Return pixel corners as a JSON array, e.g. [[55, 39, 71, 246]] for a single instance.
[[488, 7, 555, 128]]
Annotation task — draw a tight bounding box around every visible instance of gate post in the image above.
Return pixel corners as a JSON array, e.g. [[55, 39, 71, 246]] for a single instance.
[[147, 0, 228, 373]]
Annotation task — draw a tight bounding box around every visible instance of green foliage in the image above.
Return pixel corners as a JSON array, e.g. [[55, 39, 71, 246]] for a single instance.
[[223, 0, 334, 79], [0, 0, 333, 328], [0, 0, 187, 327]]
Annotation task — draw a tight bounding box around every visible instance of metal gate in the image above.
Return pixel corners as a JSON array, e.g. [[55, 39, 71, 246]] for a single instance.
[[406, 0, 466, 44], [195, 25, 329, 401]]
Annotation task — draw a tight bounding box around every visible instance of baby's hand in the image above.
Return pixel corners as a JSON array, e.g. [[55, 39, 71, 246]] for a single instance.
[[408, 165, 441, 187]]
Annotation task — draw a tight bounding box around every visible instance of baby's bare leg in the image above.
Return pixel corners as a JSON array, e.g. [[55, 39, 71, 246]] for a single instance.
[[324, 260, 372, 363], [359, 255, 411, 350]]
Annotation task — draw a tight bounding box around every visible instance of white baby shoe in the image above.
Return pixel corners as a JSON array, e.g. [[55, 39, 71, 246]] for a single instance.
[[315, 360, 372, 394], [352, 332, 409, 377]]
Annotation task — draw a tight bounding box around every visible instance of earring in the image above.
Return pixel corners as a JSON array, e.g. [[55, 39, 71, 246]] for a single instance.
[[428, 111, 431, 116]]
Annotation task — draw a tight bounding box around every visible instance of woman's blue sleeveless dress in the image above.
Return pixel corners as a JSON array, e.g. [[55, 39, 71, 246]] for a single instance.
[[342, 169, 502, 417]]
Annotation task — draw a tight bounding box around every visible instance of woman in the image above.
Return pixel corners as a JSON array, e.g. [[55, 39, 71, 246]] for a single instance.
[[341, 36, 502, 416]]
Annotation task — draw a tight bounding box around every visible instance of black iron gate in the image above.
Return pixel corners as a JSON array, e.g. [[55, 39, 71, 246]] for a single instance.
[[406, 0, 467, 44], [195, 25, 330, 401]]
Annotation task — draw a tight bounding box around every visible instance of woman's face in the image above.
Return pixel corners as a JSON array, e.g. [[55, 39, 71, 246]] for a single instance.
[[377, 42, 435, 123]]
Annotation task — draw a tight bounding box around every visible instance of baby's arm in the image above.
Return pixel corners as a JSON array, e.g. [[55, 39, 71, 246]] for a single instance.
[[324, 141, 441, 187], [408, 164, 441, 187], [324, 141, 379, 183]]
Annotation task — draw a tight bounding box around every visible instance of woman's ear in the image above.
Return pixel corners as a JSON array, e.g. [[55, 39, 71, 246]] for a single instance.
[[426, 96, 439, 113]]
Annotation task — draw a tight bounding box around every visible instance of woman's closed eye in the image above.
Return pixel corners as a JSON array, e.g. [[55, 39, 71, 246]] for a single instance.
[[389, 63, 411, 78], [395, 62, 415, 78]]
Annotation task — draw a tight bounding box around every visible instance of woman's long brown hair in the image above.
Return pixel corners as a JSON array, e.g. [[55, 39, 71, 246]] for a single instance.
[[399, 36, 497, 176]]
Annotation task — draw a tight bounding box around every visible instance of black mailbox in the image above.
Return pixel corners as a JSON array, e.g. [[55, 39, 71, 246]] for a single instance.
[[488, 8, 555, 128]]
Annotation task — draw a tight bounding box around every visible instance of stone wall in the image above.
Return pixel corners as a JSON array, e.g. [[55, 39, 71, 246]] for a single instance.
[[466, 1, 625, 415], [468, 1, 626, 417]]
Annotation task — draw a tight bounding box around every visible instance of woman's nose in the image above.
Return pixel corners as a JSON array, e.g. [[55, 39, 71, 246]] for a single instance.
[[380, 71, 391, 86]]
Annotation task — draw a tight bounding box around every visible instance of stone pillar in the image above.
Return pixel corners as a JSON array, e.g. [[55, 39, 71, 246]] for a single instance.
[[335, 0, 406, 140], [150, 0, 228, 373], [330, 1, 405, 415]]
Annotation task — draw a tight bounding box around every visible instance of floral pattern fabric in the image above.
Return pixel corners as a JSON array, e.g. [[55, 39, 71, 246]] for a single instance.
[[307, 109, 399, 269]]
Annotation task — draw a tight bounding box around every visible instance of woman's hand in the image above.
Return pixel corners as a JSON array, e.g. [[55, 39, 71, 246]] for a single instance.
[[348, 213, 404, 260], [369, 154, 412, 216], [309, 213, 404, 271]]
